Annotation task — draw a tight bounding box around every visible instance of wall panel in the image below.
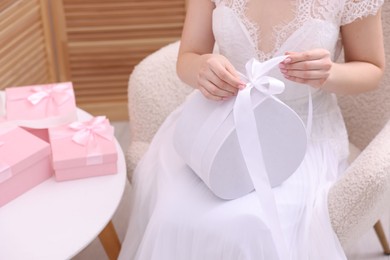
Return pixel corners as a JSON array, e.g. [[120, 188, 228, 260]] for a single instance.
[[52, 0, 186, 120], [0, 0, 55, 90]]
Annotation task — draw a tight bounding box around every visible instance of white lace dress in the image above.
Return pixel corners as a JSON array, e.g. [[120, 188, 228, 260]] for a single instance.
[[119, 0, 383, 259]]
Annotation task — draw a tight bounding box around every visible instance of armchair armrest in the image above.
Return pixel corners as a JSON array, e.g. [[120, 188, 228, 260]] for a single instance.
[[126, 41, 192, 181], [329, 119, 390, 246]]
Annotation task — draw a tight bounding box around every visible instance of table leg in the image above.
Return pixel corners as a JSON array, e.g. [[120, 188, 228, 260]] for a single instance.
[[374, 220, 390, 255], [99, 220, 121, 260]]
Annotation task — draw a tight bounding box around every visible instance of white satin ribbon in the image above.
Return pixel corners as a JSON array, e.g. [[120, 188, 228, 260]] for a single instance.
[[234, 56, 289, 260], [51, 116, 114, 166]]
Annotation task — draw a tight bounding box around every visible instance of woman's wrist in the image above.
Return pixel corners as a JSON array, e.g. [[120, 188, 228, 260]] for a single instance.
[[319, 61, 384, 95]]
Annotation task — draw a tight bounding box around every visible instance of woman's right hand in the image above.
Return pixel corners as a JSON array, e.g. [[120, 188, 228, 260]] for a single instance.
[[197, 54, 245, 101]]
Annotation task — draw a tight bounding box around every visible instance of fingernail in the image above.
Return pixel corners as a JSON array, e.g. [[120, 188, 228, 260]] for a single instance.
[[280, 68, 287, 74], [284, 58, 292, 63], [279, 63, 285, 69], [239, 84, 246, 89]]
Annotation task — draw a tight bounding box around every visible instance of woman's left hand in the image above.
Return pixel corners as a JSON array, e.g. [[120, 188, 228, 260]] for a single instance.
[[279, 49, 333, 89]]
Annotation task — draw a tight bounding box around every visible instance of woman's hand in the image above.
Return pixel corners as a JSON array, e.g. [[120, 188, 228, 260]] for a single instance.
[[177, 0, 245, 100], [197, 54, 245, 101], [279, 49, 333, 89]]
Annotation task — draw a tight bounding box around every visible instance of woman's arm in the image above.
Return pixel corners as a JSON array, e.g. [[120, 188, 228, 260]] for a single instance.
[[177, 0, 244, 101], [279, 10, 385, 95]]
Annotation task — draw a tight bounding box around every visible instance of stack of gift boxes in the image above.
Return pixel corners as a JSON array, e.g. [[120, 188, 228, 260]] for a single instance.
[[0, 82, 118, 207]]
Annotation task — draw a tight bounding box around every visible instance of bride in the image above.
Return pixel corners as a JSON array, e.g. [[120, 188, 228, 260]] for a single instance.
[[119, 0, 385, 259]]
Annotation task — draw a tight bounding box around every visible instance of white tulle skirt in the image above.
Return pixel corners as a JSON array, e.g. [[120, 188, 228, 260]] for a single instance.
[[119, 94, 349, 260]]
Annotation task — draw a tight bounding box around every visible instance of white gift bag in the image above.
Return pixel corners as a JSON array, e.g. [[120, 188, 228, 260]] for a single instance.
[[174, 56, 307, 200]]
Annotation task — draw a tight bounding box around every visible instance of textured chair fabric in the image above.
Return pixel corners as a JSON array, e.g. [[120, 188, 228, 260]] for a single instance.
[[126, 4, 390, 248], [126, 41, 193, 176], [328, 4, 390, 246]]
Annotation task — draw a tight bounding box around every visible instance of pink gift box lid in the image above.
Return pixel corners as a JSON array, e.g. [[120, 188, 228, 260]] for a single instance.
[[0, 125, 51, 184], [48, 117, 117, 170], [5, 82, 77, 128]]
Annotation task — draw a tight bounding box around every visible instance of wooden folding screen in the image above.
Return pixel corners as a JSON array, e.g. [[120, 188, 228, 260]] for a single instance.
[[51, 0, 186, 120], [0, 0, 56, 90], [0, 0, 186, 120]]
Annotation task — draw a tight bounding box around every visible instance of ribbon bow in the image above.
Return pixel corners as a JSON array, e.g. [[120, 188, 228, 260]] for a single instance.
[[68, 116, 114, 165], [69, 116, 114, 146], [50, 116, 114, 166], [239, 57, 286, 96], [234, 55, 289, 260], [28, 84, 73, 106]]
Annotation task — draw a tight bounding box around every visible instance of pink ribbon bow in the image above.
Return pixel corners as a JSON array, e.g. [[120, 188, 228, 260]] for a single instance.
[[69, 116, 114, 165], [28, 84, 73, 106], [70, 116, 114, 145]]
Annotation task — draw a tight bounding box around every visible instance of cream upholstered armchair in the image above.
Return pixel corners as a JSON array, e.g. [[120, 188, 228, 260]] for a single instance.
[[126, 5, 390, 253]]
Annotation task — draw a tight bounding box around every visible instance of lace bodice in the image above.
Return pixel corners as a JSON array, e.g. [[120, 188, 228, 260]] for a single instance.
[[212, 0, 384, 62], [211, 0, 383, 101]]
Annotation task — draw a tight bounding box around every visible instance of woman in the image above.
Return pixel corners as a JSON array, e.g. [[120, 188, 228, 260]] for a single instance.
[[120, 0, 385, 259]]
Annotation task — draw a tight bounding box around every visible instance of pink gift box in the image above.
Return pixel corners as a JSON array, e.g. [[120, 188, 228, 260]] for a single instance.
[[5, 82, 77, 142], [48, 116, 118, 181], [0, 125, 53, 207]]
